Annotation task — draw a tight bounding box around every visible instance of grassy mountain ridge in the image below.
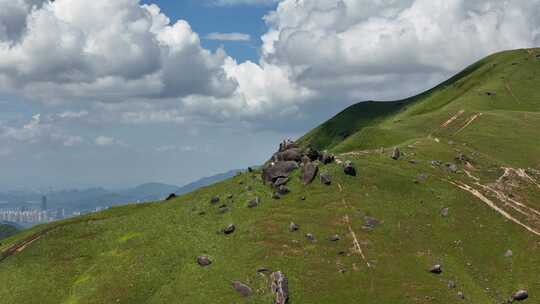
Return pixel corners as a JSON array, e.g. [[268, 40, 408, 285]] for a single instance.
[[1, 48, 540, 303]]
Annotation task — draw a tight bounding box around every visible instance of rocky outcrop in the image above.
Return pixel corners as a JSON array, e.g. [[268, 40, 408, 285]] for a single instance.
[[274, 148, 303, 162], [165, 193, 177, 201], [262, 161, 299, 184], [270, 271, 289, 304]]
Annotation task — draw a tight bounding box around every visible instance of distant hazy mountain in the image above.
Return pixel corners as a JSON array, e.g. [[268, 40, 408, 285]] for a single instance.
[[175, 169, 242, 195], [0, 170, 242, 212]]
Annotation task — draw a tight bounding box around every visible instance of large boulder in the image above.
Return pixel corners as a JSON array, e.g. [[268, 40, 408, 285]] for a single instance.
[[279, 140, 298, 152], [262, 161, 299, 184], [274, 148, 303, 162], [302, 162, 318, 185], [270, 271, 289, 304]]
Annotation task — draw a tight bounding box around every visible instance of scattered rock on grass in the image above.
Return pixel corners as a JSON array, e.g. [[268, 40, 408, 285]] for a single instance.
[[429, 264, 442, 274], [210, 196, 220, 204], [362, 217, 380, 230], [328, 234, 340, 242], [247, 197, 261, 208], [320, 172, 332, 185], [223, 224, 236, 235], [343, 161, 356, 176], [305, 233, 315, 241], [270, 271, 289, 304], [448, 281, 456, 289], [505, 250, 513, 257], [289, 222, 299, 232], [392, 147, 401, 160], [165, 193, 177, 201], [232, 281, 253, 297], [512, 290, 528, 301], [457, 291, 465, 299], [319, 152, 334, 164], [197, 256, 212, 267], [272, 193, 281, 200], [446, 163, 458, 173], [441, 207, 450, 217]]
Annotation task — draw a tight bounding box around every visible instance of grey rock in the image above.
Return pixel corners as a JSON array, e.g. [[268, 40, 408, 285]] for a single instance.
[[223, 224, 236, 235], [441, 207, 450, 217], [448, 281, 457, 289], [343, 161, 357, 176], [362, 217, 380, 230], [429, 264, 442, 274], [274, 148, 303, 162], [392, 147, 401, 160], [279, 140, 298, 152], [226, 194, 234, 199], [210, 196, 220, 204], [272, 192, 282, 200], [320, 172, 332, 185], [304, 147, 320, 161], [505, 249, 513, 257], [197, 256, 212, 267], [262, 161, 299, 184], [512, 290, 528, 301], [431, 160, 442, 166], [328, 234, 340, 242], [165, 193, 177, 201], [247, 197, 261, 208], [270, 271, 289, 304], [457, 291, 465, 299], [274, 177, 289, 188], [319, 152, 335, 164], [302, 162, 318, 185], [289, 222, 299, 232], [278, 185, 290, 195], [232, 281, 253, 297], [446, 163, 458, 173], [305, 233, 315, 241], [217, 206, 230, 214]]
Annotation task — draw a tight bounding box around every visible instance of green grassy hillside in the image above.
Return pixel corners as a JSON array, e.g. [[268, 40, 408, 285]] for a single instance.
[[1, 48, 540, 304]]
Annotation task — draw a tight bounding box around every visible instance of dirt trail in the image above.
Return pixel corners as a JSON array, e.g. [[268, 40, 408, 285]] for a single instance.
[[448, 180, 540, 237], [455, 113, 483, 134], [505, 80, 520, 103], [441, 110, 465, 128], [0, 227, 55, 263], [337, 183, 371, 268]]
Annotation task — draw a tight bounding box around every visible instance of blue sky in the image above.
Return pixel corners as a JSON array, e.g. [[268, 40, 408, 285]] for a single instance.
[[143, 0, 276, 62], [0, 0, 538, 191]]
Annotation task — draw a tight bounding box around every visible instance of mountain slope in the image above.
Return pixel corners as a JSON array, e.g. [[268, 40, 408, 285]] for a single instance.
[[1, 48, 540, 304]]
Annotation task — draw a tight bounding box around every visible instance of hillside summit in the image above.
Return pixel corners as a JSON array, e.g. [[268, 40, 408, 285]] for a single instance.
[[1, 48, 540, 303]]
